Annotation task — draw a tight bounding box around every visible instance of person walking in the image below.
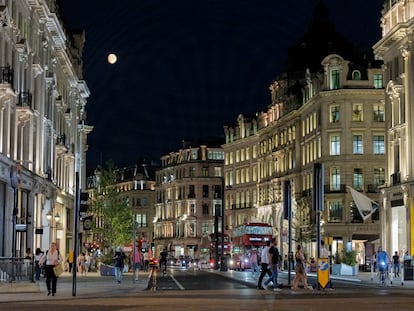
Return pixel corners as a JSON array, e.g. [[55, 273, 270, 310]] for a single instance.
[[39, 242, 62, 296], [34, 248, 43, 281], [292, 244, 312, 290], [66, 250, 74, 273], [113, 246, 126, 283], [250, 249, 259, 276], [134, 247, 142, 281], [393, 251, 400, 277], [160, 248, 168, 274], [257, 240, 271, 290], [143, 251, 150, 271], [77, 252, 86, 276], [263, 237, 282, 291]]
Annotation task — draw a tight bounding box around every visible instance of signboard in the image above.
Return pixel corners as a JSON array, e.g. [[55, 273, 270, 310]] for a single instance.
[[317, 257, 330, 289]]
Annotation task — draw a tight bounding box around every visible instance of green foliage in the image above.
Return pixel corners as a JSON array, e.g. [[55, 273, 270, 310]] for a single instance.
[[341, 249, 358, 266], [91, 160, 133, 252]]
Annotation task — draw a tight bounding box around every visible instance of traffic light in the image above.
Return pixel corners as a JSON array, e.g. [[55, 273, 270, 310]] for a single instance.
[[79, 192, 89, 213]]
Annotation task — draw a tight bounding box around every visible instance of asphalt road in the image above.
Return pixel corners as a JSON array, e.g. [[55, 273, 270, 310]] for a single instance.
[[1, 267, 414, 310]]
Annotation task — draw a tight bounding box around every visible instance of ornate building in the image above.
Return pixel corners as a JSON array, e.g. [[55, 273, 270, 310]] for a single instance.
[[0, 0, 92, 260], [223, 2, 385, 264], [373, 0, 414, 256], [154, 143, 224, 261]]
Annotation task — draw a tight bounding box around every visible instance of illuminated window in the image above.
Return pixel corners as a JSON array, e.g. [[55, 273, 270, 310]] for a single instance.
[[330, 69, 340, 90], [330, 167, 341, 191], [330, 105, 340, 123], [328, 201, 342, 222], [373, 103, 384, 122], [353, 168, 363, 190], [374, 167, 385, 186], [352, 104, 363, 121], [352, 70, 361, 80], [373, 74, 383, 89], [353, 135, 363, 154], [373, 135, 385, 154], [330, 135, 340, 155]]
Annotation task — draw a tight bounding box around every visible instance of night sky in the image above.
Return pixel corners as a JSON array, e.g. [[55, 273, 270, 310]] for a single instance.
[[61, 0, 384, 169]]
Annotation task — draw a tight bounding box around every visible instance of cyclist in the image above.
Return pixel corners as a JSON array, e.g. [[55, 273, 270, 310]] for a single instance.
[[377, 246, 390, 285]]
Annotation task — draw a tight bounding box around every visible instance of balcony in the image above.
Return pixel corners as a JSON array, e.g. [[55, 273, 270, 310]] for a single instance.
[[391, 172, 401, 185], [324, 184, 346, 193], [17, 91, 33, 109], [0, 66, 13, 85]]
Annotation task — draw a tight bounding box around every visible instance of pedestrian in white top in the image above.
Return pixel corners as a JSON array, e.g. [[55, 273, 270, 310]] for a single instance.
[[257, 240, 271, 289]]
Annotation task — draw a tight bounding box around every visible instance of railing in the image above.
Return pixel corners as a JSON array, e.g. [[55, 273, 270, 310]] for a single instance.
[[0, 257, 34, 283], [0, 66, 13, 84], [17, 91, 33, 109]]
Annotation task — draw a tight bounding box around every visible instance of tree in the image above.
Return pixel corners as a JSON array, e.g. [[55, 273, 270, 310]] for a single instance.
[[91, 161, 133, 252]]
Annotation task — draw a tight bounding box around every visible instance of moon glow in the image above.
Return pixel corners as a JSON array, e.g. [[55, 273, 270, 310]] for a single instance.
[[107, 53, 117, 64]]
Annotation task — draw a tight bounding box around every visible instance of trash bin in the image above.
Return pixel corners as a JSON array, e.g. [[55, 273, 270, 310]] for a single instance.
[[404, 261, 413, 280]]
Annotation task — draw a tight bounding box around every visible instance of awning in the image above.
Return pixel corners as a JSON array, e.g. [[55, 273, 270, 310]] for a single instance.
[[352, 234, 379, 242]]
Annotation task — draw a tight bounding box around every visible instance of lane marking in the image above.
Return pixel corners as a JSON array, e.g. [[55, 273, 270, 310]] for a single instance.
[[170, 274, 185, 290]]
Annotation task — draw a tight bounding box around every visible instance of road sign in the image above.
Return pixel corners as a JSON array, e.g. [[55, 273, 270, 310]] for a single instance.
[[317, 257, 330, 289]]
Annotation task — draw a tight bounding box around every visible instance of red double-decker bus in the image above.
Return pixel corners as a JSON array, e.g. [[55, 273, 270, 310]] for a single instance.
[[209, 233, 232, 268], [230, 223, 273, 270]]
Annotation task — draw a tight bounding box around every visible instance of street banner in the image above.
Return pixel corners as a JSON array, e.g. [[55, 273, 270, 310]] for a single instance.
[[317, 257, 329, 289], [348, 186, 379, 221]]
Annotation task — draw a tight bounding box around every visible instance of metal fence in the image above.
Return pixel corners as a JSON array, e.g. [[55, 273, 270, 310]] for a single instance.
[[0, 257, 34, 283]]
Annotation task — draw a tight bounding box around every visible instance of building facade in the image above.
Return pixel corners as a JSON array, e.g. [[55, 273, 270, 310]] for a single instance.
[[85, 163, 157, 255], [223, 3, 385, 264], [154, 144, 224, 261], [0, 0, 91, 261], [373, 0, 414, 256]]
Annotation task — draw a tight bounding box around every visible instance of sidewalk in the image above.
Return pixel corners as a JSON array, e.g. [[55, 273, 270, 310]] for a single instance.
[[208, 268, 414, 289], [0, 270, 152, 302]]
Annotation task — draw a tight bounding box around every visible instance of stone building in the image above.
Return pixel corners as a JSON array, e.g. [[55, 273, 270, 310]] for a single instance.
[[0, 0, 92, 261], [223, 2, 385, 264], [373, 0, 414, 257], [154, 143, 224, 261]]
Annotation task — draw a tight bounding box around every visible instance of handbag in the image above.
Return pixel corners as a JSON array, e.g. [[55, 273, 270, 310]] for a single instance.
[[53, 264, 64, 277]]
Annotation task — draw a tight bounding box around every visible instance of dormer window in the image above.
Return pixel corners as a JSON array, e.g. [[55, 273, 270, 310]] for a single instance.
[[330, 69, 340, 90], [352, 70, 361, 80]]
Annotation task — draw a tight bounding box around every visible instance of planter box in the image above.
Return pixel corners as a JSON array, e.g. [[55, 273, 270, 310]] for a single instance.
[[339, 263, 359, 276], [332, 264, 341, 275]]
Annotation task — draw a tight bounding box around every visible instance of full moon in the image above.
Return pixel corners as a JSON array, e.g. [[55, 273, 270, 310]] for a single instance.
[[107, 53, 117, 64]]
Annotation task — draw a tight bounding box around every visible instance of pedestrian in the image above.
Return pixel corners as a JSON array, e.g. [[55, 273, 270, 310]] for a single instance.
[[257, 240, 271, 290], [292, 244, 312, 290], [113, 246, 126, 283], [393, 251, 400, 277], [34, 248, 43, 281], [159, 248, 168, 274], [39, 241, 62, 296], [134, 247, 142, 281], [66, 250, 74, 273], [250, 248, 259, 276], [143, 251, 150, 271], [263, 237, 282, 291], [77, 252, 86, 276], [84, 252, 91, 273]]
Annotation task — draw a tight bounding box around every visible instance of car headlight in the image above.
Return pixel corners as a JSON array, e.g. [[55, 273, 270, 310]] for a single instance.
[[244, 258, 248, 263], [229, 260, 234, 265]]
